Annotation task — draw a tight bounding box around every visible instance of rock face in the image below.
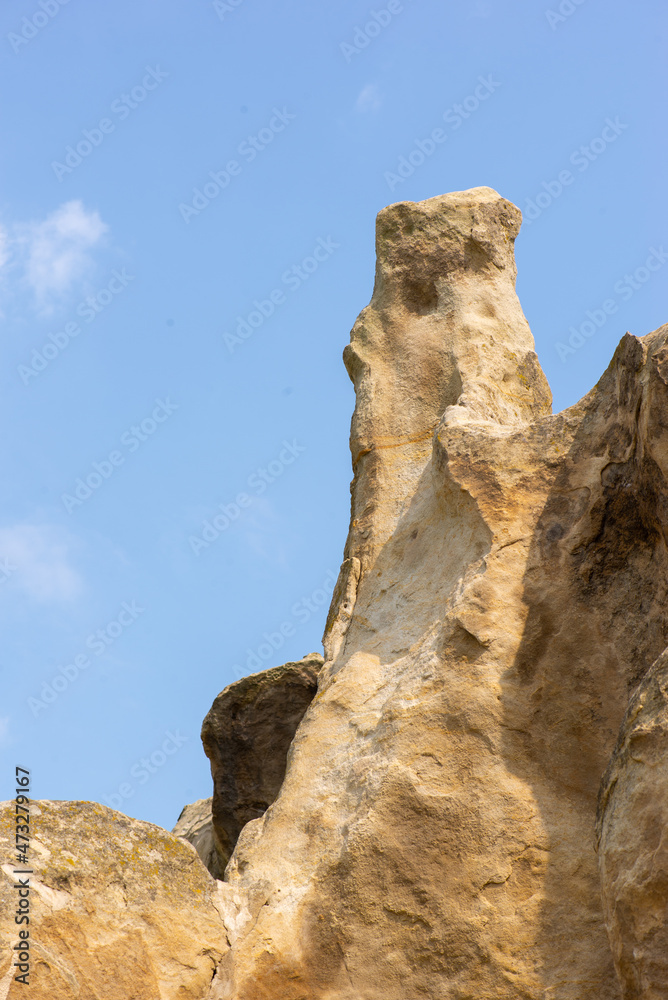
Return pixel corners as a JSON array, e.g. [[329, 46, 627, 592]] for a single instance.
[[172, 797, 222, 880], [597, 648, 668, 998], [0, 800, 230, 999], [208, 188, 668, 999], [201, 653, 323, 870], [5, 189, 666, 998]]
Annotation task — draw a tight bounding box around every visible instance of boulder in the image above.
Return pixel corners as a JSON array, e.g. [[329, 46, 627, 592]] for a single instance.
[[201, 653, 323, 869], [172, 796, 223, 880], [0, 800, 232, 999]]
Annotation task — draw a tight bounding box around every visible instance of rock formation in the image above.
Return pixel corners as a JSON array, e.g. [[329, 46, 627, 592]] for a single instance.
[[201, 653, 323, 870], [0, 800, 230, 999], [3, 188, 667, 999], [207, 188, 668, 999], [597, 648, 668, 998], [172, 796, 223, 879]]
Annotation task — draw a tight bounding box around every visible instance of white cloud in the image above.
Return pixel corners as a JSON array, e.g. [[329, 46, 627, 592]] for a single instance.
[[22, 200, 107, 308], [356, 83, 382, 114], [0, 201, 108, 314], [0, 524, 83, 602]]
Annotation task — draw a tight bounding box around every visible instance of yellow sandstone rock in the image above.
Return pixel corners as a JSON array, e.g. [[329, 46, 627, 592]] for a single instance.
[[597, 648, 668, 999], [209, 188, 668, 998], [4, 190, 667, 999], [0, 800, 232, 999], [172, 796, 223, 879]]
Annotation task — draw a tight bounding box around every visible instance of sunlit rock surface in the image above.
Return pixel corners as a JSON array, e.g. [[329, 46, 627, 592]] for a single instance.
[[209, 188, 668, 999], [0, 800, 230, 999], [5, 189, 667, 999]]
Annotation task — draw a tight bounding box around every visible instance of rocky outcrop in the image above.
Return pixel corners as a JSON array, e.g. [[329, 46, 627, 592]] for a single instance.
[[172, 797, 222, 880], [0, 800, 231, 999], [597, 649, 668, 999], [208, 188, 668, 999], [201, 653, 323, 870], [5, 189, 667, 999]]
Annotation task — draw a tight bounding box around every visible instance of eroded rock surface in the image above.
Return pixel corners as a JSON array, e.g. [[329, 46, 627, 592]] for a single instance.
[[208, 188, 668, 999], [172, 796, 222, 879], [201, 653, 323, 869], [597, 649, 668, 999], [7, 189, 666, 999], [0, 800, 230, 999]]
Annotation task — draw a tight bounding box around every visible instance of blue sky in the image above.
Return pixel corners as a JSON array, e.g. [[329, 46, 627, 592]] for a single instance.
[[1, 0, 666, 830]]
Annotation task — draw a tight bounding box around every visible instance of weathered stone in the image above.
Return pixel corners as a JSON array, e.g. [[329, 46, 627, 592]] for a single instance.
[[201, 653, 323, 869], [208, 188, 668, 998], [0, 800, 231, 999], [6, 189, 666, 998], [597, 648, 668, 999], [172, 797, 223, 880]]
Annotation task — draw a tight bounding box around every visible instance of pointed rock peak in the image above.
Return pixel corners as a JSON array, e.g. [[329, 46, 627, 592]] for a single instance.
[[340, 188, 551, 578], [374, 186, 523, 295], [345, 187, 551, 447]]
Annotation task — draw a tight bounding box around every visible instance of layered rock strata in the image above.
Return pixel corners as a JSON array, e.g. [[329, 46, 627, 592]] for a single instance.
[[208, 187, 668, 999], [201, 653, 323, 870]]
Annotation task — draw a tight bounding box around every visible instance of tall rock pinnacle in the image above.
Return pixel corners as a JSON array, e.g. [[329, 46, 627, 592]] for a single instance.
[[326, 187, 552, 663], [208, 188, 668, 999], [5, 189, 666, 999]]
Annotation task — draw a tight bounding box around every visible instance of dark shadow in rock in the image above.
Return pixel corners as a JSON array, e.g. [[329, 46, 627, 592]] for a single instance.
[[201, 653, 324, 871], [499, 329, 668, 997]]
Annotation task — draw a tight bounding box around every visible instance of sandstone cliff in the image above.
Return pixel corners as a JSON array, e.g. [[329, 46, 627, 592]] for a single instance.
[[597, 648, 668, 998], [208, 188, 668, 999], [3, 188, 667, 999]]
